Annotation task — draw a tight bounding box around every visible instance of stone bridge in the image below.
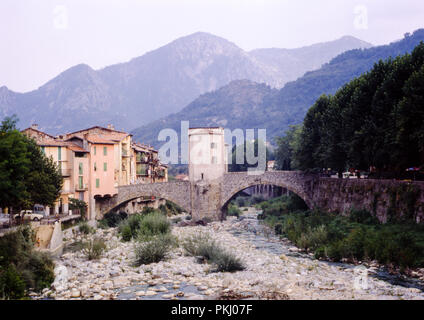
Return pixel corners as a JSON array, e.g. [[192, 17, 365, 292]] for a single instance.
[[97, 171, 316, 221], [97, 171, 424, 223]]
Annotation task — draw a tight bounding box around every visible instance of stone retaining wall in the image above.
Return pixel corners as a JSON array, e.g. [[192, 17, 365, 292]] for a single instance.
[[313, 178, 424, 223]]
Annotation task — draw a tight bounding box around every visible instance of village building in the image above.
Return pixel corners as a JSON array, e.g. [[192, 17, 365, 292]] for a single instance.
[[21, 124, 168, 220]]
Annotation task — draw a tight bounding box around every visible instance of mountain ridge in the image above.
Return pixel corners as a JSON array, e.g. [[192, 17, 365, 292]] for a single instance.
[[0, 32, 373, 134], [131, 29, 424, 149]]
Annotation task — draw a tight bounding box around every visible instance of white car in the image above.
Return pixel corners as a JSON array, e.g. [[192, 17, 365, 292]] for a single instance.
[[14, 210, 44, 222]]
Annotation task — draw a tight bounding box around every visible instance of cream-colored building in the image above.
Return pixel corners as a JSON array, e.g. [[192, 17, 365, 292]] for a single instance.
[[188, 127, 227, 182]]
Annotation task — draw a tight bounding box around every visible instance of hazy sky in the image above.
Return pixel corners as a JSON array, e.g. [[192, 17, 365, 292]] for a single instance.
[[1, 0, 423, 92]]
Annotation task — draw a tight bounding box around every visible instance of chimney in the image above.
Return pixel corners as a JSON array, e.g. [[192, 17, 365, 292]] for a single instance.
[[31, 124, 38, 130], [107, 124, 115, 130]]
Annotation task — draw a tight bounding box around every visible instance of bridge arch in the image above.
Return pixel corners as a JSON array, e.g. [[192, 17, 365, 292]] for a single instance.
[[97, 181, 191, 218], [221, 172, 314, 212]]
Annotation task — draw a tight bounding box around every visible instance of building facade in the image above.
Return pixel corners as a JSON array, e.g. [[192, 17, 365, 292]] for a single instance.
[[22, 124, 168, 220], [188, 127, 227, 182]]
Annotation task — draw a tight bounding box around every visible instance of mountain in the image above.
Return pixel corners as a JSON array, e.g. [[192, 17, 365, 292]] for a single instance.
[[0, 32, 371, 134], [250, 35, 372, 86], [131, 80, 278, 146], [131, 29, 424, 148]]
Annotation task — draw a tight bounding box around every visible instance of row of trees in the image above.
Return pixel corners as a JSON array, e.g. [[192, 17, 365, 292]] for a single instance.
[[0, 116, 63, 212], [275, 43, 424, 176], [228, 139, 274, 173]]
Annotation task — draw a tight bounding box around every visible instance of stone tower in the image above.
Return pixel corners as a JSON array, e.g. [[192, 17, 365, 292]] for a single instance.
[[188, 127, 227, 221]]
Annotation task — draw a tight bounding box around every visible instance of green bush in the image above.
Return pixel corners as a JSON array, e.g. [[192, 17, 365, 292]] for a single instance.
[[97, 219, 109, 230], [182, 233, 214, 257], [274, 223, 283, 235], [118, 211, 171, 242], [82, 238, 107, 260], [134, 234, 176, 266], [182, 233, 245, 273], [159, 200, 183, 216], [227, 204, 241, 217], [348, 208, 379, 225], [100, 211, 128, 228], [137, 212, 171, 241], [212, 249, 245, 273], [118, 214, 144, 241], [0, 226, 55, 298], [78, 221, 94, 235], [0, 265, 26, 299], [119, 223, 133, 242]]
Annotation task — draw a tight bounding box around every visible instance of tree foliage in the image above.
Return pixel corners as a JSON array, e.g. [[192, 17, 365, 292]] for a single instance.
[[275, 42, 424, 175], [0, 116, 63, 210], [228, 139, 274, 172]]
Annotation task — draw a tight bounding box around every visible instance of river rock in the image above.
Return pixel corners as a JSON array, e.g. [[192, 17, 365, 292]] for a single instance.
[[71, 289, 81, 298]]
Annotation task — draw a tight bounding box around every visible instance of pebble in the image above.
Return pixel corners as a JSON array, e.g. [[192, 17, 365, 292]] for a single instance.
[[28, 211, 424, 301]]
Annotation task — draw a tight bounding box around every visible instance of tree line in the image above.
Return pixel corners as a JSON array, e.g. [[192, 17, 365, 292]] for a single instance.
[[275, 42, 424, 177], [0, 116, 63, 212]]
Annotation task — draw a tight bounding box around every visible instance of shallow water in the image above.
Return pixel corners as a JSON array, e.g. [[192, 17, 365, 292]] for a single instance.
[[232, 210, 424, 293], [117, 281, 204, 300]]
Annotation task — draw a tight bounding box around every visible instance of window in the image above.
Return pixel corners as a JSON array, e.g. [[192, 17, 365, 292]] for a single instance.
[[78, 176, 83, 189], [94, 146, 96, 155], [211, 156, 218, 164], [104, 162, 107, 172], [41, 146, 45, 154], [211, 142, 217, 149], [79, 163, 83, 175], [58, 146, 62, 161], [96, 179, 100, 188], [94, 162, 97, 171], [103, 147, 107, 156]]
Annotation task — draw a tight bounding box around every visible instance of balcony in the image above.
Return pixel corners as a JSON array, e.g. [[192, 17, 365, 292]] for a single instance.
[[61, 169, 72, 177], [76, 183, 88, 191], [122, 149, 130, 157], [137, 170, 148, 177]]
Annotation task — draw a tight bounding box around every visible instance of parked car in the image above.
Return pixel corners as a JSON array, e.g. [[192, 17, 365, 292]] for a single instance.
[[14, 210, 44, 222], [0, 214, 11, 228]]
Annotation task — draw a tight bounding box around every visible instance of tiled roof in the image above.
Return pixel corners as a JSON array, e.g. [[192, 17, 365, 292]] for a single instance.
[[132, 142, 157, 153], [67, 144, 89, 153], [66, 126, 130, 141], [85, 135, 116, 145], [22, 128, 90, 152]]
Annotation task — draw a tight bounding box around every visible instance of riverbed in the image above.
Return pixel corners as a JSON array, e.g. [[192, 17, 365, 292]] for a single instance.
[[34, 208, 424, 300]]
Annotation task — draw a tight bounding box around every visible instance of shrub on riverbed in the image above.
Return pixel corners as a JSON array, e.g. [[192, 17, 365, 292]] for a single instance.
[[99, 211, 128, 229], [82, 238, 107, 260], [118, 211, 171, 242], [137, 212, 171, 241], [258, 195, 424, 270], [134, 234, 176, 266], [78, 221, 94, 235], [182, 233, 245, 273]]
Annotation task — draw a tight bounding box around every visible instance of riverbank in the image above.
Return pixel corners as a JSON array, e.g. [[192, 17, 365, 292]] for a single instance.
[[32, 209, 424, 300]]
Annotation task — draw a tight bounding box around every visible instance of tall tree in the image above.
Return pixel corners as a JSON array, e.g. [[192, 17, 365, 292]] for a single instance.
[[0, 116, 31, 210], [24, 137, 63, 208]]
